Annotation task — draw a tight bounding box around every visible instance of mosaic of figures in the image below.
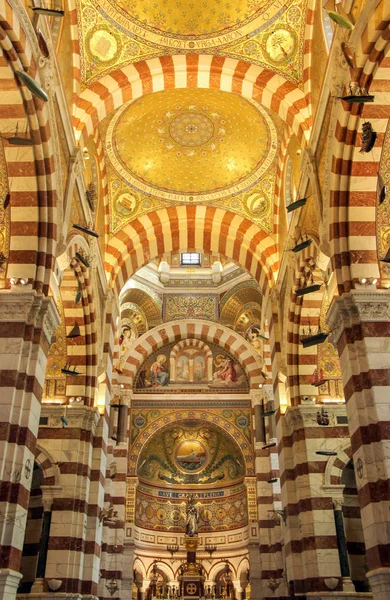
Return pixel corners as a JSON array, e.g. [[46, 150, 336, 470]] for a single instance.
[[136, 420, 246, 487], [134, 486, 248, 533], [134, 339, 249, 393]]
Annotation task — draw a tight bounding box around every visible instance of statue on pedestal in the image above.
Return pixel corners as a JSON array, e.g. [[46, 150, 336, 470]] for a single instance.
[[185, 495, 199, 537]]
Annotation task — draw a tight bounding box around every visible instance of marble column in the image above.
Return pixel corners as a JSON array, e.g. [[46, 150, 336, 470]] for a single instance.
[[121, 545, 135, 600], [0, 290, 59, 600], [31, 485, 63, 593], [248, 539, 262, 600], [333, 499, 355, 592], [327, 289, 390, 600]]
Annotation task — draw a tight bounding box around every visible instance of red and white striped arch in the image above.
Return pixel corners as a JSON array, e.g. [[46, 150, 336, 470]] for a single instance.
[[0, 0, 58, 293], [118, 319, 265, 390], [105, 205, 279, 295], [329, 6, 390, 294], [170, 338, 212, 361], [73, 55, 311, 144]]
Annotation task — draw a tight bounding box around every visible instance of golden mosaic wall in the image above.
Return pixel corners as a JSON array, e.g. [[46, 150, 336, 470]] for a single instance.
[[0, 141, 9, 287], [101, 88, 284, 236], [134, 483, 248, 532], [76, 0, 307, 87]]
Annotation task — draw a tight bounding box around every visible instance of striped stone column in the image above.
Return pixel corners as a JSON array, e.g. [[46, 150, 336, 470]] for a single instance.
[[327, 289, 390, 600], [0, 290, 59, 600]]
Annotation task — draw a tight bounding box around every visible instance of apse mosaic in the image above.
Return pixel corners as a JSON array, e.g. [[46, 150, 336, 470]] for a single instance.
[[76, 0, 307, 86], [134, 339, 249, 393], [136, 420, 246, 486], [102, 88, 283, 236]]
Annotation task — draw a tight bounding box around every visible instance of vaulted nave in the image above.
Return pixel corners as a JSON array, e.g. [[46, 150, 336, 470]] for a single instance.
[[0, 0, 389, 599]]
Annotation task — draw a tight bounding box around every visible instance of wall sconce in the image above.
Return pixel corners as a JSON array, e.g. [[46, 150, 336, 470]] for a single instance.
[[10, 277, 29, 286], [205, 544, 217, 557], [167, 544, 179, 558]]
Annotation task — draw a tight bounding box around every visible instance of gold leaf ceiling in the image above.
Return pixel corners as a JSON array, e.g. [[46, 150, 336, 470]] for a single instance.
[[76, 0, 307, 86], [100, 88, 284, 235]]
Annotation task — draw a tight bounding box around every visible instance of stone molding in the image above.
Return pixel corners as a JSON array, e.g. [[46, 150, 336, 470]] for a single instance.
[[40, 404, 101, 432], [327, 289, 390, 345], [284, 402, 347, 433], [0, 291, 60, 342], [40, 485, 64, 511]]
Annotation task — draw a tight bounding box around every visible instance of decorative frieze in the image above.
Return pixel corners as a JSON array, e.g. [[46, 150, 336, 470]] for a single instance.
[[284, 402, 348, 433], [327, 289, 390, 344]]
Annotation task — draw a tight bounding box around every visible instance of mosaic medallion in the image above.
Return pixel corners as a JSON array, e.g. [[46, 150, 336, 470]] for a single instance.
[[169, 113, 214, 147], [174, 439, 208, 473], [88, 28, 118, 63]]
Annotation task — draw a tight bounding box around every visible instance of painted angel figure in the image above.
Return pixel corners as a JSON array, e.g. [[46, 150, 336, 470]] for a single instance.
[[114, 327, 135, 373]]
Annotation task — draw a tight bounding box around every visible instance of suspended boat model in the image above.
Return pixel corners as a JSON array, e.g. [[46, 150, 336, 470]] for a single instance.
[[61, 362, 82, 376], [262, 409, 277, 417], [324, 0, 353, 29], [262, 441, 277, 450], [378, 172, 387, 205], [267, 478, 278, 484], [295, 283, 322, 297], [360, 122, 377, 153], [73, 223, 99, 238], [300, 331, 329, 348], [66, 320, 81, 339], [292, 238, 312, 253], [338, 82, 374, 104], [341, 42, 357, 70], [0, 123, 33, 146], [76, 251, 90, 268], [3, 192, 11, 209], [309, 368, 329, 388], [36, 29, 50, 58], [287, 197, 308, 213], [380, 247, 390, 263], [30, 2, 64, 16], [316, 450, 337, 456], [15, 70, 48, 102]]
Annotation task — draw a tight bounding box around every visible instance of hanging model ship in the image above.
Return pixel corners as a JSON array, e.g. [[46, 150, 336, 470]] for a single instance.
[[309, 368, 329, 387]]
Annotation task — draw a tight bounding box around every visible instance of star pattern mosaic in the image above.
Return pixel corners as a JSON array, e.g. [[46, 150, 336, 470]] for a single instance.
[[99, 88, 284, 236]]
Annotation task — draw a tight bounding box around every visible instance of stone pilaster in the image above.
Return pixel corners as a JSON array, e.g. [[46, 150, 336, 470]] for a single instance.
[[327, 289, 390, 598], [0, 291, 59, 590]]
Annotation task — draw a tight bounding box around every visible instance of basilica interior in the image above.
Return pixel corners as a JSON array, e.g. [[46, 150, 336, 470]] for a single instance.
[[0, 0, 389, 599]]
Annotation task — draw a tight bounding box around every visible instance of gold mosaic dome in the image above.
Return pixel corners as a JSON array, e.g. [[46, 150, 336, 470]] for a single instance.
[[117, 0, 277, 37], [106, 88, 277, 202]]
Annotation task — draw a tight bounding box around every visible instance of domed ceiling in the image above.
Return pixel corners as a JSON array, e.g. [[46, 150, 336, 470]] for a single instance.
[[106, 88, 276, 202], [77, 0, 307, 85], [101, 88, 284, 234]]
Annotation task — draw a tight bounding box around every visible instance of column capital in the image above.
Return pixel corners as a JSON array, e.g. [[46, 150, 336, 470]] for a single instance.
[[40, 485, 63, 511], [327, 289, 390, 344], [250, 389, 264, 406], [333, 498, 344, 511], [0, 290, 60, 343]]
